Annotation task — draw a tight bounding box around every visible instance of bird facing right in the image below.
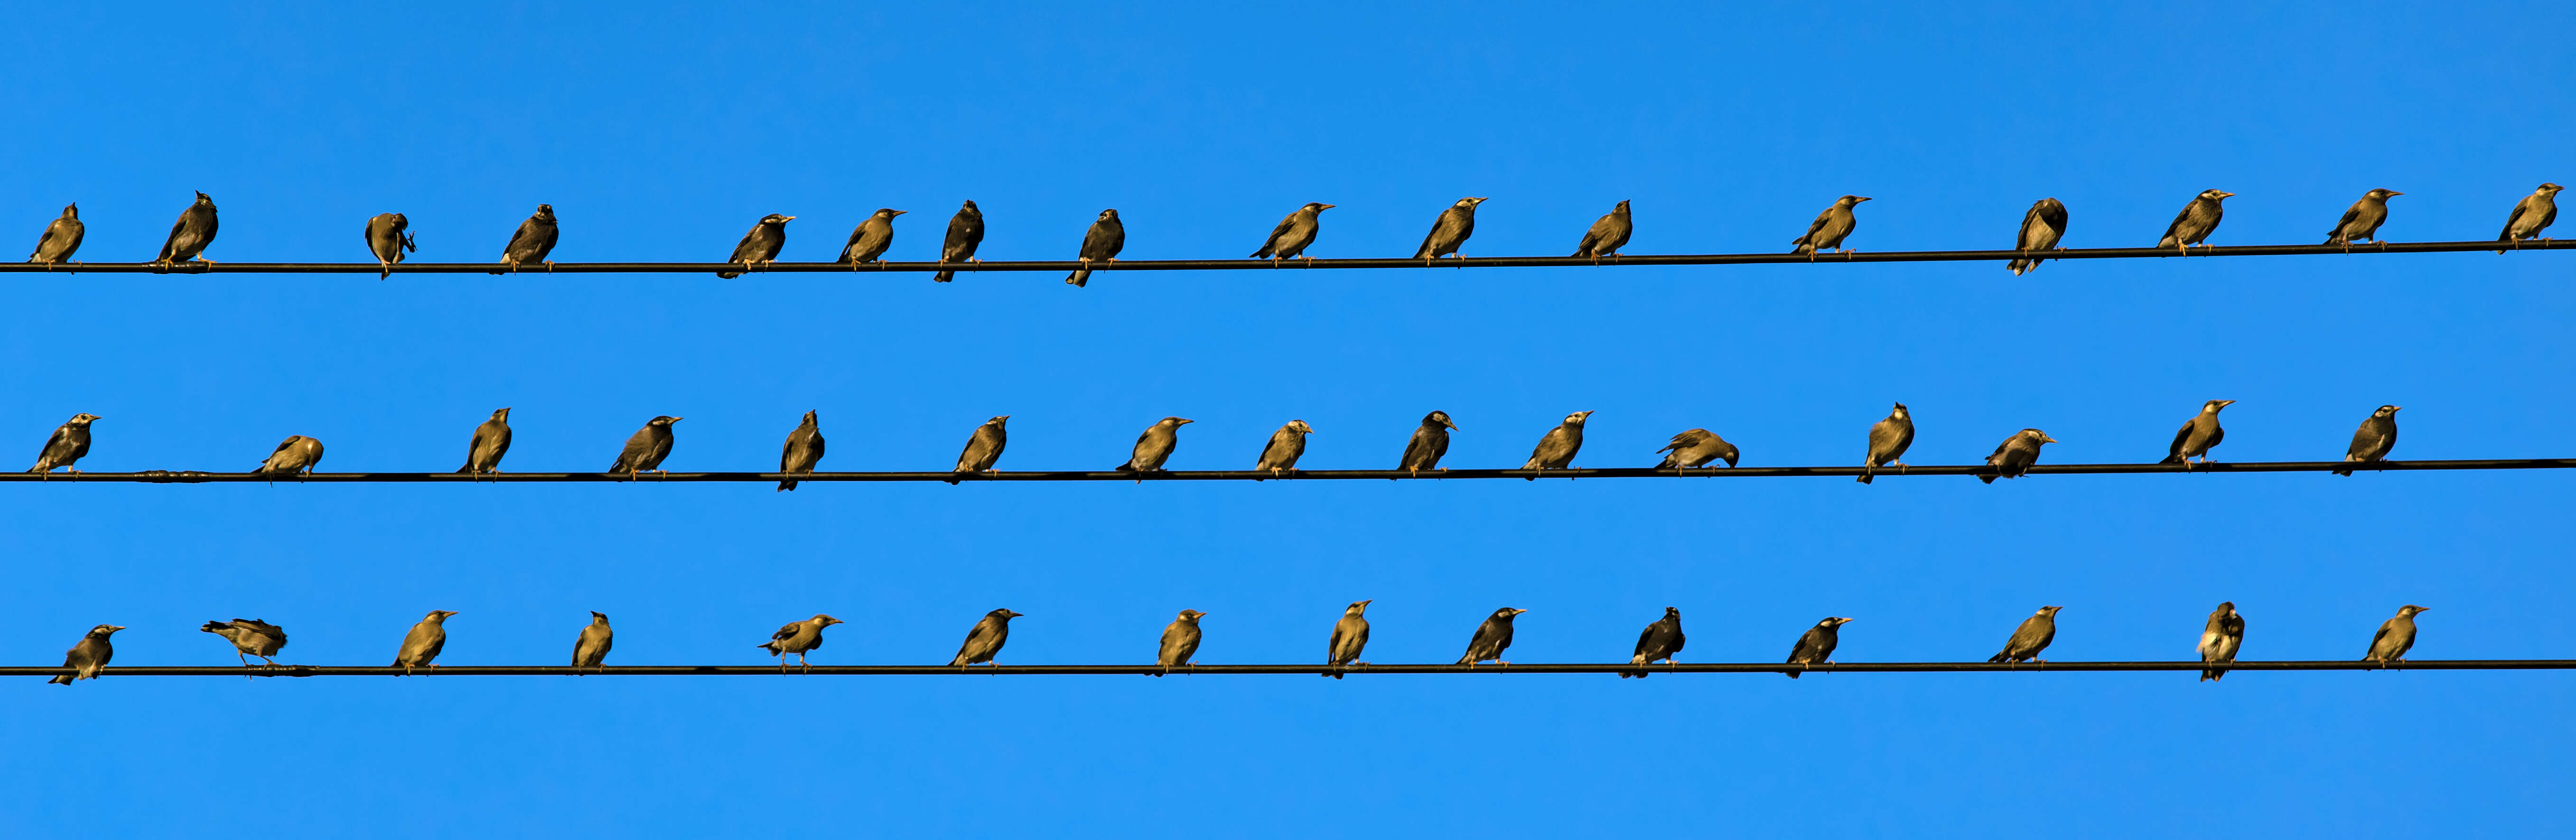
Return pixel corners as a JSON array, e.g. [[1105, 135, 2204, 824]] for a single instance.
[[1414, 197, 1489, 263], [1791, 195, 1870, 257], [759, 614, 844, 673], [28, 413, 100, 475], [49, 624, 123, 685], [1067, 208, 1124, 287], [838, 208, 906, 265], [950, 609, 1024, 667], [28, 203, 83, 267], [1623, 607, 1686, 678], [1989, 605, 2062, 664], [1117, 416, 1193, 477], [1655, 428, 1738, 471], [717, 213, 794, 278], [1572, 199, 1632, 262], [1398, 410, 1457, 476], [1857, 402, 1914, 484], [201, 618, 289, 668], [2199, 602, 2244, 682], [493, 203, 559, 274], [364, 212, 417, 279], [252, 435, 326, 478], [1251, 202, 1334, 263], [949, 415, 1009, 484], [2334, 405, 2400, 476], [2495, 182, 2563, 252], [1254, 420, 1315, 477], [2158, 189, 2233, 252], [777, 410, 825, 492], [457, 407, 513, 476], [2365, 604, 2429, 664], [1155, 609, 1207, 675], [2007, 197, 2068, 275], [155, 191, 220, 271], [609, 415, 683, 478], [2325, 189, 2403, 248], [1981, 428, 2057, 483], [1785, 617, 1854, 678], [1522, 410, 1595, 478], [1324, 600, 1373, 679], [393, 610, 459, 675], [572, 611, 615, 673], [2162, 399, 2236, 469], [932, 200, 985, 282], [1457, 607, 1530, 667]]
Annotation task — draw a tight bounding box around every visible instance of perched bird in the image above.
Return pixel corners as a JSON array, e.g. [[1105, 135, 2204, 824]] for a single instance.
[[949, 609, 1024, 667], [201, 618, 289, 668], [393, 610, 459, 675], [154, 191, 220, 270], [1324, 599, 1372, 678], [2364, 604, 2429, 664], [1254, 419, 1314, 477], [1791, 195, 1871, 257], [49, 624, 123, 685], [1785, 616, 1854, 679], [759, 614, 844, 673], [252, 435, 326, 478], [1155, 609, 1207, 676], [1857, 402, 1916, 485], [1988, 605, 2062, 663], [932, 200, 985, 282], [28, 413, 100, 475], [2162, 399, 2236, 469], [1067, 208, 1124, 287], [1117, 416, 1193, 477], [2334, 405, 2401, 476], [2007, 198, 2069, 275], [1623, 607, 1686, 678], [1981, 428, 2058, 483], [1456, 607, 1530, 667], [2199, 602, 2244, 682], [1522, 410, 1595, 478], [949, 415, 1009, 484], [1399, 410, 1457, 476], [838, 208, 905, 265], [364, 212, 417, 279], [717, 213, 794, 277], [1572, 199, 1632, 262], [1251, 202, 1334, 264], [609, 415, 682, 478], [1655, 428, 1738, 471], [571, 611, 614, 673], [2158, 189, 2234, 252], [2496, 182, 2564, 252], [27, 203, 83, 267], [493, 203, 560, 274], [2326, 189, 2403, 248], [1414, 197, 1490, 263], [776, 410, 825, 492], [456, 407, 513, 476]]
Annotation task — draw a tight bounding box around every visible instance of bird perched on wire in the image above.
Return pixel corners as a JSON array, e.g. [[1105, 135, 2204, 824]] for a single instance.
[[364, 212, 417, 280], [932, 200, 984, 282], [1623, 607, 1686, 678], [1785, 616, 1853, 679], [457, 407, 513, 476], [949, 609, 1023, 668], [1254, 420, 1314, 478], [717, 213, 794, 278], [609, 415, 682, 479], [252, 435, 326, 479], [2199, 602, 2243, 682], [1791, 195, 1870, 257], [49, 624, 123, 685], [776, 410, 825, 492], [2325, 189, 2402, 249], [2007, 198, 2068, 275], [1414, 197, 1489, 263], [2158, 189, 2234, 253], [1522, 410, 1595, 479], [1858, 402, 1914, 485], [949, 415, 1008, 484], [1399, 410, 1457, 476], [837, 208, 905, 266], [493, 203, 559, 274], [2334, 405, 2400, 476], [1989, 605, 2061, 663], [2496, 182, 2563, 252], [28, 413, 99, 476], [1656, 428, 1738, 472], [571, 611, 614, 673], [154, 191, 220, 271], [1324, 600, 1372, 679], [1116, 416, 1192, 479], [201, 618, 288, 668], [2162, 399, 2236, 469], [27, 203, 83, 268], [1573, 199, 1632, 263], [1251, 202, 1334, 264], [1981, 428, 2057, 483], [1067, 208, 1124, 287], [2364, 604, 2429, 665], [393, 610, 459, 675], [1155, 610, 1207, 676], [759, 614, 843, 673], [1456, 607, 1530, 667]]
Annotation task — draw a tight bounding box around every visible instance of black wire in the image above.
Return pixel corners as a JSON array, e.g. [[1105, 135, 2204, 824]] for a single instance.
[[7, 660, 2564, 678]]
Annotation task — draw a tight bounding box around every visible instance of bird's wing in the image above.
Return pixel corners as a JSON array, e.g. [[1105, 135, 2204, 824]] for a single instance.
[[771, 623, 802, 642], [2169, 420, 2196, 458], [2333, 204, 2363, 236], [1254, 214, 1298, 255], [2207, 425, 2224, 451], [2016, 206, 2044, 250]]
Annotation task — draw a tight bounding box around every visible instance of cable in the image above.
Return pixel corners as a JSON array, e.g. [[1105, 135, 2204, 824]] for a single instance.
[[7, 660, 2566, 678]]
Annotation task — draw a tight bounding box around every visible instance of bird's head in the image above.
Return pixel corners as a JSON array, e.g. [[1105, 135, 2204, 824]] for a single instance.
[[1564, 410, 1596, 426], [1663, 606, 1682, 619], [426, 610, 460, 623], [91, 624, 126, 637], [68, 413, 100, 426], [1890, 402, 1909, 417], [2037, 605, 2063, 617], [2539, 183, 2565, 195], [803, 409, 820, 424], [533, 204, 556, 220], [1839, 195, 1873, 207], [1346, 599, 1373, 615], [2025, 428, 2059, 444], [1822, 616, 1855, 628], [877, 208, 906, 219], [590, 611, 610, 623], [1305, 202, 1335, 213], [1285, 419, 1315, 435], [961, 199, 979, 211], [2375, 405, 2402, 418], [987, 415, 1010, 427], [492, 407, 512, 421], [2215, 601, 2237, 617], [2200, 189, 2235, 202], [194, 191, 213, 203], [2398, 604, 2429, 617], [2368, 189, 2404, 200], [1178, 609, 1207, 622], [993, 609, 1025, 620], [1165, 416, 1195, 427], [1425, 410, 1457, 430], [813, 614, 845, 626], [1613, 199, 1631, 213], [62, 203, 78, 218], [763, 214, 796, 225], [2205, 399, 2237, 413], [1494, 607, 1530, 620], [1099, 208, 1120, 221], [650, 415, 683, 427]]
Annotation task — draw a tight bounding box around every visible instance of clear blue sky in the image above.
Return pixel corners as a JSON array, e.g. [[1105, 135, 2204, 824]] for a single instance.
[[3, 3, 2569, 837]]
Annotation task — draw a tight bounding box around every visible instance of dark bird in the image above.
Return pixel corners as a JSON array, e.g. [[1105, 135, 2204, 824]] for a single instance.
[[2162, 399, 2236, 469], [1785, 616, 1854, 678], [201, 618, 288, 668], [2158, 189, 2234, 253], [1988, 605, 2062, 663], [2496, 182, 2564, 252], [457, 407, 513, 476], [364, 212, 417, 279], [393, 610, 459, 675], [609, 415, 682, 478], [776, 410, 825, 492], [1623, 607, 1686, 678], [837, 208, 905, 265], [932, 200, 984, 282], [949, 415, 1009, 484], [2334, 405, 2400, 476], [1572, 199, 1632, 262], [492, 203, 559, 274], [2007, 198, 2069, 275], [1858, 402, 1915, 485], [1656, 428, 1738, 471], [949, 608, 1024, 667], [759, 614, 844, 673], [1399, 410, 1457, 476], [27, 203, 83, 267], [1324, 599, 1372, 678], [1254, 419, 1315, 477], [1251, 202, 1334, 264], [1117, 416, 1193, 478], [1456, 607, 1530, 667], [571, 611, 614, 673], [28, 413, 100, 475], [2325, 189, 2403, 248], [2364, 604, 2429, 664], [252, 435, 326, 478], [1155, 609, 1207, 676], [1981, 428, 2058, 483], [1522, 410, 1595, 478], [1414, 197, 1490, 263], [1067, 208, 1124, 287], [49, 624, 123, 685], [154, 191, 220, 271], [717, 213, 794, 278], [1791, 195, 1871, 257], [2199, 602, 2244, 682]]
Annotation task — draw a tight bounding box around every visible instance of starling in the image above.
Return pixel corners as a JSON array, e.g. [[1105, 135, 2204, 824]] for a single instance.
[[1981, 428, 2058, 483], [393, 610, 459, 675], [948, 415, 1009, 484], [571, 611, 614, 673], [1067, 208, 1124, 287], [932, 200, 985, 282], [364, 212, 417, 280], [2496, 182, 2564, 252], [252, 435, 326, 478], [1572, 199, 1632, 262], [1623, 607, 1686, 678], [717, 214, 794, 278], [1251, 202, 1334, 264], [28, 412, 100, 475], [1155, 610, 1207, 676], [1790, 195, 1870, 257], [1456, 607, 1529, 667], [1858, 402, 1914, 485], [609, 415, 682, 478], [2334, 405, 2400, 476], [948, 608, 1024, 667], [1254, 419, 1315, 477], [1399, 410, 1457, 476], [838, 208, 905, 265], [1988, 605, 2061, 663], [776, 409, 825, 492], [2325, 189, 2403, 249], [2364, 604, 2429, 664], [457, 407, 513, 476], [2161, 399, 2236, 469], [759, 614, 844, 673], [154, 191, 220, 271], [1522, 410, 1595, 479], [2199, 602, 2243, 682], [2158, 189, 2234, 253], [49, 624, 123, 685], [2007, 198, 2069, 275], [1655, 428, 1738, 472], [492, 203, 559, 274], [1413, 197, 1489, 263], [1323, 599, 1372, 678], [201, 618, 289, 668], [1116, 416, 1193, 478], [27, 203, 83, 267], [1785, 616, 1853, 679]]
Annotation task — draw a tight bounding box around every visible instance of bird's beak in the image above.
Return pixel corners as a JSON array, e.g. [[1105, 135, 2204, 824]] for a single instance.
[[1857, 197, 1875, 202], [2218, 400, 2237, 408], [2393, 406, 2404, 412], [1319, 204, 1336, 210], [782, 216, 798, 221], [893, 210, 909, 216], [1513, 609, 1531, 615], [1358, 599, 1374, 606], [109, 625, 127, 631], [2389, 191, 2405, 197], [2219, 192, 2236, 198], [2042, 434, 2060, 443], [997, 415, 1010, 421], [1177, 418, 1195, 425], [670, 416, 685, 423]]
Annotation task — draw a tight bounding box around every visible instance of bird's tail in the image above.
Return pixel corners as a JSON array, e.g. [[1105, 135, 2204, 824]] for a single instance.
[[2201, 669, 2224, 682], [1979, 473, 1999, 484], [1856, 471, 1875, 485], [2007, 258, 2030, 275], [1988, 652, 2009, 663], [933, 270, 955, 283], [1785, 670, 1801, 679], [48, 673, 71, 685], [1066, 270, 1090, 287], [716, 270, 744, 279], [2332, 466, 2354, 477], [2158, 454, 2184, 465], [777, 480, 798, 492]]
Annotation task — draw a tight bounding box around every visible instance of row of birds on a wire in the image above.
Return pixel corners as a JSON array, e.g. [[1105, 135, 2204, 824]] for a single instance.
[[19, 183, 2566, 281], [22, 401, 2409, 484], [44, 601, 2435, 685]]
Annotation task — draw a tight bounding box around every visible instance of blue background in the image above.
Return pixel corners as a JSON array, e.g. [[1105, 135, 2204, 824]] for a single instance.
[[3, 3, 2569, 837]]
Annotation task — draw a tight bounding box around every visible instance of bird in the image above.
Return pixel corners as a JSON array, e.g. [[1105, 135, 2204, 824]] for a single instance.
[[2364, 604, 2429, 664], [252, 435, 326, 478], [1456, 607, 1530, 667], [2496, 182, 2564, 252], [2162, 399, 2236, 469], [1791, 195, 1871, 257], [571, 611, 614, 673], [28, 413, 100, 476], [27, 203, 83, 267], [932, 200, 985, 282], [1988, 605, 2062, 663], [457, 407, 513, 476], [1786, 617, 1854, 679], [1254, 420, 1315, 477], [2326, 189, 2403, 249], [393, 610, 459, 675], [154, 191, 220, 270], [1117, 416, 1193, 478], [1981, 428, 2058, 483], [2199, 602, 2244, 682], [2334, 405, 2401, 476], [49, 624, 123, 685], [1067, 208, 1124, 287], [1655, 428, 1738, 472], [2007, 198, 2069, 275], [1858, 402, 1915, 485], [1414, 197, 1489, 263], [2158, 189, 2234, 253], [717, 213, 794, 277], [201, 618, 288, 668], [776, 410, 825, 491], [1399, 410, 1456, 476], [1251, 202, 1334, 264], [1522, 410, 1595, 479], [949, 609, 1024, 668], [493, 203, 559, 274], [949, 415, 1009, 484], [759, 614, 844, 673], [1324, 599, 1372, 678], [609, 415, 682, 478], [364, 212, 417, 279], [1572, 199, 1632, 263], [1623, 607, 1686, 678], [1155, 610, 1207, 676], [838, 208, 905, 266]]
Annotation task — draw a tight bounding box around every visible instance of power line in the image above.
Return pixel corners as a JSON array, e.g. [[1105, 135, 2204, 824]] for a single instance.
[[7, 660, 2566, 678]]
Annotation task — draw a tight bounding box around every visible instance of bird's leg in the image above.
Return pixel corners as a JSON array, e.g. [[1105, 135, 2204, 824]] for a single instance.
[[1302, 255, 1316, 266]]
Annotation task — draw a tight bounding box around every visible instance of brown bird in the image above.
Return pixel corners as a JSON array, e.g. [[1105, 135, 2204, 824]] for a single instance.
[[27, 203, 84, 268], [1155, 610, 1207, 676], [2496, 183, 2564, 252], [2158, 189, 2233, 253], [2199, 602, 2244, 682], [759, 614, 844, 673], [364, 212, 417, 279], [1791, 195, 1870, 257], [252, 435, 326, 480], [2364, 605, 2429, 664], [1623, 607, 1686, 678], [1323, 599, 1373, 679], [2007, 198, 2068, 275], [1655, 428, 1738, 472], [2162, 399, 2235, 469], [201, 618, 289, 668], [949, 415, 1009, 484], [1254, 420, 1315, 477], [776, 410, 825, 492], [2334, 405, 2400, 476], [2325, 189, 2402, 249], [1858, 402, 1914, 485], [50, 624, 124, 685], [1785, 617, 1853, 679], [1988, 605, 2062, 663], [1981, 428, 2057, 483]]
